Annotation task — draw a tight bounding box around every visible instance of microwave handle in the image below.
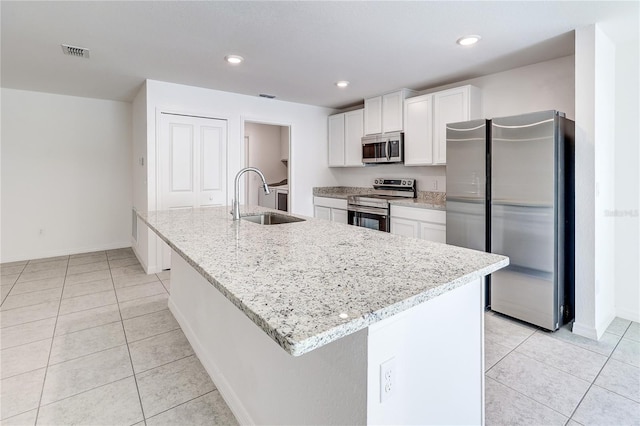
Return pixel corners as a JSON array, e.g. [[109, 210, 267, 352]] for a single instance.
[[386, 139, 390, 161]]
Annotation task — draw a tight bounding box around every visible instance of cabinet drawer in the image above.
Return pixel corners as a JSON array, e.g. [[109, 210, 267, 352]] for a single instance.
[[390, 205, 446, 224], [313, 196, 348, 210]]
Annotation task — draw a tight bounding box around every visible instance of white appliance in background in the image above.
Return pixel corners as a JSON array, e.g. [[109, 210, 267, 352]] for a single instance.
[[258, 185, 288, 212]]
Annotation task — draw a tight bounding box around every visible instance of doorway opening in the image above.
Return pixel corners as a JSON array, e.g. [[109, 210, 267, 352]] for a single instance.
[[243, 122, 290, 212]]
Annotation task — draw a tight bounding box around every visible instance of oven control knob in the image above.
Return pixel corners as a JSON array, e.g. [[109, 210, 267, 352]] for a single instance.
[[375, 179, 379, 184], [402, 180, 406, 185]]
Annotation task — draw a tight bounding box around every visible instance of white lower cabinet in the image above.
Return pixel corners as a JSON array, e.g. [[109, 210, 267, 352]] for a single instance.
[[313, 196, 348, 224], [331, 208, 348, 224], [390, 205, 446, 243], [314, 205, 331, 221], [389, 217, 420, 239]]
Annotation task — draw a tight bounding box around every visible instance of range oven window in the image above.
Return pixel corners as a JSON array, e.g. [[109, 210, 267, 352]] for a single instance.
[[347, 209, 389, 232]]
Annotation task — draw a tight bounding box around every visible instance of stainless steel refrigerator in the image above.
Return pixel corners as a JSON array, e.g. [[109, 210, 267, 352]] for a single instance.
[[446, 110, 574, 331]]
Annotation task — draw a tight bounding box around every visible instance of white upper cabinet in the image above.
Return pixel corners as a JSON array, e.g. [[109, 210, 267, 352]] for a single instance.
[[404, 85, 481, 166], [364, 89, 416, 135], [344, 109, 364, 166], [328, 109, 364, 167], [404, 94, 434, 166], [382, 91, 406, 133], [364, 96, 382, 135], [328, 114, 345, 166], [433, 85, 481, 164]]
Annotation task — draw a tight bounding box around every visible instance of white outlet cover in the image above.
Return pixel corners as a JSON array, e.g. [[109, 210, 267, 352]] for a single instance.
[[380, 357, 395, 403]]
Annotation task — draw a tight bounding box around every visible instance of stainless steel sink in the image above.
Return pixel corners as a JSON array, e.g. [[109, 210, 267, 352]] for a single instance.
[[242, 212, 306, 225]]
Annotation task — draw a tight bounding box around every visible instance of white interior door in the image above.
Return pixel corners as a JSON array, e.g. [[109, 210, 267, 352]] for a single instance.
[[158, 113, 227, 269]]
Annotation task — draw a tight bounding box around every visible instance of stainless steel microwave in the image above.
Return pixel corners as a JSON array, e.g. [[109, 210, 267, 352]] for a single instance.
[[362, 132, 404, 164]]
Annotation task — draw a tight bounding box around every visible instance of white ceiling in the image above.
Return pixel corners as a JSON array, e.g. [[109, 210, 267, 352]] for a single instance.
[[1, 1, 637, 109]]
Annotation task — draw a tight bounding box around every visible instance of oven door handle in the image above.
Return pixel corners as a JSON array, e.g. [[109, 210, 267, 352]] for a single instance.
[[348, 206, 388, 216]]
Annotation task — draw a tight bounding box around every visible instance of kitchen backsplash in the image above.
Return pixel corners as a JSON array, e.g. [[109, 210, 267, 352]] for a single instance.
[[329, 164, 446, 193]]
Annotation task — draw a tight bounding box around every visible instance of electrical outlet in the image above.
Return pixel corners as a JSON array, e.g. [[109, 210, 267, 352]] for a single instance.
[[432, 179, 438, 190], [379, 357, 395, 403]]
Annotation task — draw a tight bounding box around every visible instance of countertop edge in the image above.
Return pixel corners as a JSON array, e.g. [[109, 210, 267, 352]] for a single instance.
[[138, 210, 507, 357], [287, 257, 508, 356]]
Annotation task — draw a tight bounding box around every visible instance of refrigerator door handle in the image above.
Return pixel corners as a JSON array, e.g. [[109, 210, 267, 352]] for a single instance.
[[492, 199, 553, 208], [446, 196, 485, 204]]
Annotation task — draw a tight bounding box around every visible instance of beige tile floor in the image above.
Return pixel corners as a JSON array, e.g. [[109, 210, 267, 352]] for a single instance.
[[1, 249, 237, 425], [1, 249, 639, 425], [485, 311, 640, 425]]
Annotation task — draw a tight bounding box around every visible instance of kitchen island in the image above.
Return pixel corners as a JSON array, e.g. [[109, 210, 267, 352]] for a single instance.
[[139, 206, 508, 425]]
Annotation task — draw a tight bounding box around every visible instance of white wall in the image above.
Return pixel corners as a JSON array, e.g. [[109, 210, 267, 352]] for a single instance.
[[330, 164, 446, 193], [1, 88, 132, 262], [133, 79, 334, 272], [614, 39, 640, 322], [131, 82, 152, 271], [331, 55, 575, 192], [573, 25, 617, 339], [245, 122, 288, 206]]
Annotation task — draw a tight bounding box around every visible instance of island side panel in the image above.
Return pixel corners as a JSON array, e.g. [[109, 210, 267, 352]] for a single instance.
[[169, 250, 368, 425], [366, 278, 484, 425]]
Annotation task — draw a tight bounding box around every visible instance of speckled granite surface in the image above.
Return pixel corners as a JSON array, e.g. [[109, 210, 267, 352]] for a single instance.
[[139, 206, 507, 356], [313, 186, 446, 209]]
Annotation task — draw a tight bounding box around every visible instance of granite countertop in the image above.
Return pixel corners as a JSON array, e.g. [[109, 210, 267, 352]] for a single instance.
[[313, 186, 446, 210], [139, 206, 508, 356]]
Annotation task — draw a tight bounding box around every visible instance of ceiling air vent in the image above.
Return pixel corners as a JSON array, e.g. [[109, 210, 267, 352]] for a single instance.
[[61, 44, 90, 59]]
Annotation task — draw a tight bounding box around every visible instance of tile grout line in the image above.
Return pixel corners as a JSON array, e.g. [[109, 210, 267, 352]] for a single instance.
[[35, 375, 136, 412], [547, 327, 624, 358], [0, 262, 27, 305], [134, 353, 196, 377], [565, 321, 632, 422], [107, 253, 149, 426], [34, 256, 70, 425], [143, 389, 216, 423], [484, 324, 576, 420], [3, 282, 65, 298], [485, 321, 540, 375], [485, 376, 572, 422], [0, 288, 65, 312]]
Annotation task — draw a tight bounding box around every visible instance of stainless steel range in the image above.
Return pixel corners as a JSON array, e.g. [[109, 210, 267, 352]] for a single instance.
[[347, 178, 416, 232]]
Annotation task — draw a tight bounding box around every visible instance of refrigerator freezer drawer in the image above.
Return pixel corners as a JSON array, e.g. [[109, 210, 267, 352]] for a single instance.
[[491, 204, 554, 273], [491, 268, 558, 330]]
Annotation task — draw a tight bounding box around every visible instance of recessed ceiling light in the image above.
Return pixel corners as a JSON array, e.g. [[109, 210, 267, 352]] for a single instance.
[[335, 81, 350, 88], [224, 55, 244, 65], [456, 35, 481, 46]]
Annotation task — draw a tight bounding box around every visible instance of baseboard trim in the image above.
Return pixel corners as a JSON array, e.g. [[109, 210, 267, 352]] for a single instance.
[[1, 242, 132, 263], [616, 307, 640, 323], [571, 321, 599, 340], [168, 298, 254, 426]]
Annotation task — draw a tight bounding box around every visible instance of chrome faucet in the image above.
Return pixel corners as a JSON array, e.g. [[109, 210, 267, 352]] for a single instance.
[[232, 167, 270, 220]]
